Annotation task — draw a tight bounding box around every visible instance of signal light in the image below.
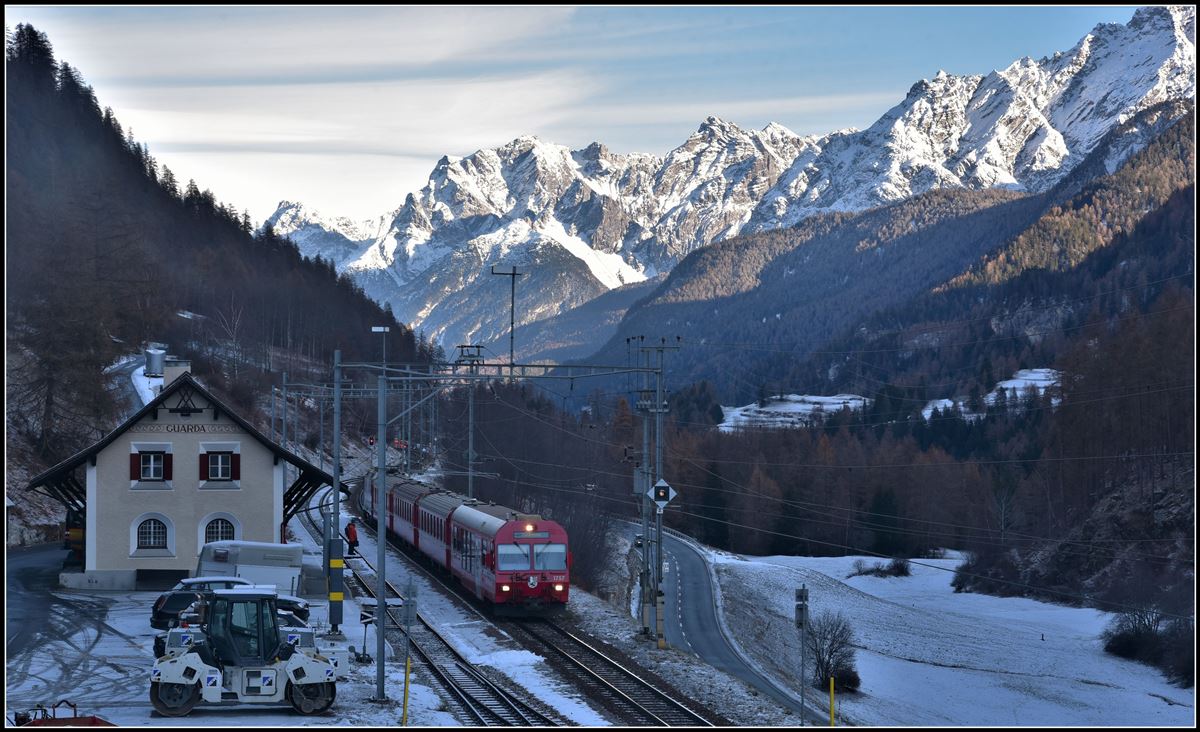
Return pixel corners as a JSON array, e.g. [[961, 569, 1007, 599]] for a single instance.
[[368, 436, 375, 446]]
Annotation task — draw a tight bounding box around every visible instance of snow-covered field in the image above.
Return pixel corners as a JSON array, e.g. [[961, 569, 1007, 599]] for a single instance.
[[923, 367, 1061, 420], [720, 394, 870, 431], [719, 369, 1063, 428], [705, 550, 1194, 726]]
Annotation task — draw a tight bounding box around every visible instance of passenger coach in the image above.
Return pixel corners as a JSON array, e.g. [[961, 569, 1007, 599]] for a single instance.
[[363, 476, 570, 613]]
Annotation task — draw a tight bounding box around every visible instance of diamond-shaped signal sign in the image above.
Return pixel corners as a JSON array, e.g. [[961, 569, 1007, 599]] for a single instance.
[[647, 479, 676, 508]]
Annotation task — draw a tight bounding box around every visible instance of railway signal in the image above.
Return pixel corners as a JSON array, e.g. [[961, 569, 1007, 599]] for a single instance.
[[648, 479, 676, 510]]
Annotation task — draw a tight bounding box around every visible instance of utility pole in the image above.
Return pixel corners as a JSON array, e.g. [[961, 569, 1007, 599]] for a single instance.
[[796, 585, 809, 725], [641, 338, 678, 649], [634, 338, 652, 635], [374, 371, 387, 701], [282, 372, 289, 489], [457, 345, 483, 497], [490, 265, 524, 380], [649, 479, 676, 650], [401, 577, 418, 726], [404, 375, 411, 474], [329, 350, 341, 580]]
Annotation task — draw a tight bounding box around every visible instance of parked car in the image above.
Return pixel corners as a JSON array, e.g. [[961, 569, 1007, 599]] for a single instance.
[[150, 576, 254, 630], [276, 593, 311, 624]]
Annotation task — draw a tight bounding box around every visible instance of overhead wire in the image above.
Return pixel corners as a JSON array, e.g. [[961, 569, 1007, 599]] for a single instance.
[[465, 388, 1193, 561], [487, 471, 1194, 621]]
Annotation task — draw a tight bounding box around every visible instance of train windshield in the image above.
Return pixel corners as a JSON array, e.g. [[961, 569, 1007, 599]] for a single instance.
[[533, 543, 567, 571], [497, 544, 531, 571]]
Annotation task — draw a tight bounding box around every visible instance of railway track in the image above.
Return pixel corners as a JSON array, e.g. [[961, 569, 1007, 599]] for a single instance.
[[349, 472, 718, 727], [298, 483, 560, 727], [498, 618, 713, 727]]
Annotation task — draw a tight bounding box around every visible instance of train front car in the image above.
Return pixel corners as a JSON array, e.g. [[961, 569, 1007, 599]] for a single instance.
[[450, 501, 570, 614]]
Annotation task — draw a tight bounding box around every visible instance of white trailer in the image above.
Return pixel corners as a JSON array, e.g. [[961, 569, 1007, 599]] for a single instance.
[[196, 540, 303, 595]]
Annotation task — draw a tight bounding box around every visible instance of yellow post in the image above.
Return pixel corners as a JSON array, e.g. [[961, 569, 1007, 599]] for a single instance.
[[401, 656, 411, 725], [829, 675, 835, 726]]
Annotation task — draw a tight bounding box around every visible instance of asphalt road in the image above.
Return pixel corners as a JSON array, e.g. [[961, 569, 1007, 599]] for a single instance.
[[6, 544, 72, 658], [113, 356, 147, 414], [627, 523, 811, 720], [6, 545, 152, 708]]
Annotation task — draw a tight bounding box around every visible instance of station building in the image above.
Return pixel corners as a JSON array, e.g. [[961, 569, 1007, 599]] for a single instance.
[[25, 370, 334, 590]]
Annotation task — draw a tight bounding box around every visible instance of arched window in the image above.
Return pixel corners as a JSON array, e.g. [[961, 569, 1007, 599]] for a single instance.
[[205, 518, 235, 544], [137, 519, 168, 549]]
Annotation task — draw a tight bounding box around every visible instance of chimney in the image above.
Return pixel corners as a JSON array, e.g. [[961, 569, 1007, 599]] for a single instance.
[[163, 356, 192, 386]]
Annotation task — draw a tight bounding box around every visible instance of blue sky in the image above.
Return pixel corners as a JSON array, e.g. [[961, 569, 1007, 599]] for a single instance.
[[8, 5, 1142, 222]]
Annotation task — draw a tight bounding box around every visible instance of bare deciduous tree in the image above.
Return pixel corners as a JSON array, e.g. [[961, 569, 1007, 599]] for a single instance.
[[804, 610, 857, 688], [215, 293, 245, 379]]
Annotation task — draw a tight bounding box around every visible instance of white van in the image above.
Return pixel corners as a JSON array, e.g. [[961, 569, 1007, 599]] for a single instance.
[[196, 540, 304, 595]]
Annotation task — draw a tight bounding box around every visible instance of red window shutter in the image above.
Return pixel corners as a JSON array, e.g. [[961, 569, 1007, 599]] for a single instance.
[[130, 453, 140, 480], [199, 453, 209, 480], [163, 453, 173, 481], [231, 453, 240, 480]]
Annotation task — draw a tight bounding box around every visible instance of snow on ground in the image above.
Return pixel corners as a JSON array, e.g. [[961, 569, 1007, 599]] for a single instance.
[[130, 366, 162, 406], [923, 367, 1062, 420], [720, 394, 869, 432], [921, 397, 958, 420], [702, 550, 1194, 726], [537, 217, 648, 289], [565, 588, 797, 726], [14, 467, 1188, 726], [5, 586, 459, 727], [103, 353, 142, 374], [318, 501, 612, 725], [987, 367, 1061, 406]]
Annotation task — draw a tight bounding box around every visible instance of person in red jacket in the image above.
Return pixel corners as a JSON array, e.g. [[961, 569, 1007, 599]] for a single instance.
[[345, 520, 359, 556]]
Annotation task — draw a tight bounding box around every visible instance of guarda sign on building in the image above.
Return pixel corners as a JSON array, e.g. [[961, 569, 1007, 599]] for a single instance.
[[128, 424, 241, 433]]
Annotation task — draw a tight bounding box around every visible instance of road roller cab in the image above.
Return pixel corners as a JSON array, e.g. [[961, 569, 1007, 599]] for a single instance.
[[150, 588, 336, 716]]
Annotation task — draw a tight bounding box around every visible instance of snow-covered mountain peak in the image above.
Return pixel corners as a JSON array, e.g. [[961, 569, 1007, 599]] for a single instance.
[[693, 115, 747, 142], [1127, 4, 1190, 35], [268, 200, 374, 242], [272, 5, 1194, 350], [761, 121, 798, 138]]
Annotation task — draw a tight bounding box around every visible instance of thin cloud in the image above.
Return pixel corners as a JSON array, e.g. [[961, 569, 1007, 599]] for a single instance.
[[12, 6, 578, 83], [110, 69, 602, 157], [578, 92, 904, 133]]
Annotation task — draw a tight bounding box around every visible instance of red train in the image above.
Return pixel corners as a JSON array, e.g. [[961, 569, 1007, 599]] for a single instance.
[[364, 476, 570, 613]]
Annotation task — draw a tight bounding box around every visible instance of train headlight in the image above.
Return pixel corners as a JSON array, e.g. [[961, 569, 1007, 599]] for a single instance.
[[554, 584, 564, 592], [524, 523, 535, 532], [501, 584, 510, 592]]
